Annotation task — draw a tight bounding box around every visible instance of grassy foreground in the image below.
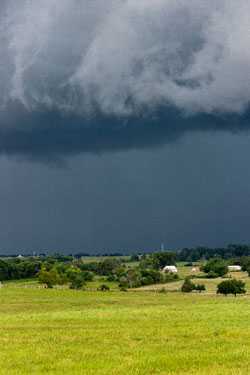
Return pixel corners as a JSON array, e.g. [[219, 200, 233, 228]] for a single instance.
[[1, 288, 250, 374]]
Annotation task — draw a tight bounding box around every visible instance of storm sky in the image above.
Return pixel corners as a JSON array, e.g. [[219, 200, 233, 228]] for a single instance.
[[0, 1, 250, 253]]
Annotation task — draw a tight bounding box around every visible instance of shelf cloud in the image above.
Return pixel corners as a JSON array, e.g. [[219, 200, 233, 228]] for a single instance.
[[0, 0, 249, 158]]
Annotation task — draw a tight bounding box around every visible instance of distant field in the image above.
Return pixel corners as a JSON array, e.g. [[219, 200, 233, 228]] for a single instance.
[[4, 264, 250, 294], [1, 285, 250, 374], [137, 265, 250, 293]]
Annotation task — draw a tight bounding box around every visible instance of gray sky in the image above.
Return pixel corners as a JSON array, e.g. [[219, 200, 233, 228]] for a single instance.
[[1, 130, 250, 254], [0, 1, 250, 253]]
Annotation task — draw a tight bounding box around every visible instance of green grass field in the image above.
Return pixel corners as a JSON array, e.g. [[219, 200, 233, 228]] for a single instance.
[[1, 285, 250, 374]]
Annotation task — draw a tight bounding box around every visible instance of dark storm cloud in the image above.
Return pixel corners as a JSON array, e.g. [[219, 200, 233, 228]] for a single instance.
[[0, 103, 250, 161], [0, 1, 250, 159]]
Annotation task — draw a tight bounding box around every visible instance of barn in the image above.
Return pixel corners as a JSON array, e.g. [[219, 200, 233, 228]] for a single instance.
[[163, 265, 178, 273], [228, 265, 242, 272]]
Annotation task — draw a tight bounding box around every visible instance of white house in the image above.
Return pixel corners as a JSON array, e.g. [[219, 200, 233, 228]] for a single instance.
[[163, 265, 178, 273], [228, 265, 242, 272]]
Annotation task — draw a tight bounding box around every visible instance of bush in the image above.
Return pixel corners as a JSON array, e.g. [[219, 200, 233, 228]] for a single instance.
[[181, 278, 195, 293], [194, 284, 206, 293], [106, 274, 116, 282], [119, 286, 127, 292], [118, 276, 129, 289], [245, 266, 250, 277], [217, 279, 246, 296], [98, 284, 110, 291], [158, 287, 167, 293], [207, 271, 219, 279], [69, 275, 86, 290], [140, 269, 163, 284], [81, 271, 94, 281], [164, 273, 179, 283]]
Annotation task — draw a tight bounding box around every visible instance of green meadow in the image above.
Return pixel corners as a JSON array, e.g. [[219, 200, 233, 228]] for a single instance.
[[1, 285, 250, 374]]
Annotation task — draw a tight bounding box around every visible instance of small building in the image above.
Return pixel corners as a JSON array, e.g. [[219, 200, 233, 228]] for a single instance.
[[191, 267, 199, 273], [228, 265, 242, 272], [163, 265, 178, 273], [17, 254, 24, 259]]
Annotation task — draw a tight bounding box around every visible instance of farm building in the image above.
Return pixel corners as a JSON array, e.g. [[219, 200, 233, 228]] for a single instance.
[[191, 267, 199, 273], [163, 265, 178, 273], [228, 265, 242, 272]]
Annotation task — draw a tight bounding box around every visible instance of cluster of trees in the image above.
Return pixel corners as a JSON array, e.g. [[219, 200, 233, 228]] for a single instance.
[[1, 246, 250, 294], [0, 258, 41, 280], [201, 258, 228, 278], [200, 256, 250, 278], [118, 268, 178, 289], [79, 258, 124, 275], [181, 278, 206, 293], [230, 256, 250, 276], [0, 254, 179, 289], [181, 277, 246, 296], [38, 262, 94, 289], [177, 244, 250, 262], [0, 255, 77, 282], [138, 252, 177, 269]]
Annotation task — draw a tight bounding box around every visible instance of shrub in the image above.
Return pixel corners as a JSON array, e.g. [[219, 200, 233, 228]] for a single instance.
[[69, 275, 86, 290], [217, 279, 246, 296], [98, 284, 110, 291], [245, 267, 250, 277], [181, 278, 195, 293], [106, 274, 116, 282], [164, 273, 179, 283], [119, 286, 127, 292], [194, 284, 206, 293], [81, 271, 94, 281], [141, 276, 154, 286], [207, 271, 219, 279], [158, 287, 167, 293], [140, 269, 163, 284], [118, 276, 129, 289]]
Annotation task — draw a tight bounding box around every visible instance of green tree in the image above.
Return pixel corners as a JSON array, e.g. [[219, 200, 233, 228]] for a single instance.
[[0, 260, 10, 280], [38, 268, 62, 288], [203, 259, 227, 277], [217, 279, 246, 296], [97, 259, 122, 275], [151, 252, 177, 269]]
